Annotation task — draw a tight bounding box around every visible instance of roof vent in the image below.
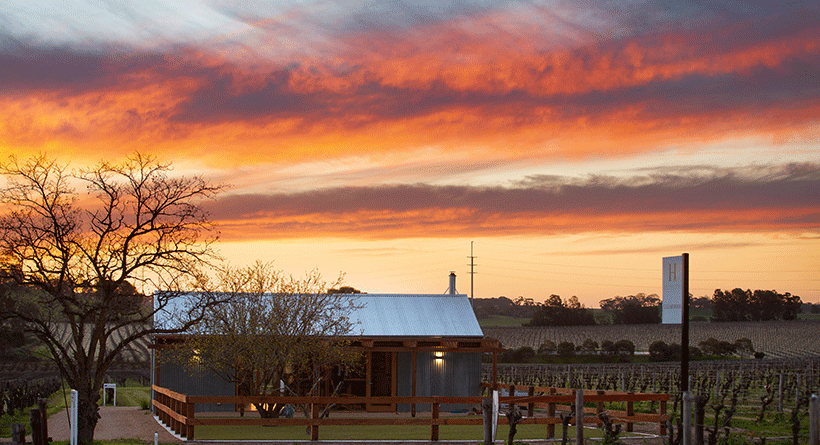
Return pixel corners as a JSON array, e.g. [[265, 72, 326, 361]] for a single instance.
[[448, 272, 457, 295]]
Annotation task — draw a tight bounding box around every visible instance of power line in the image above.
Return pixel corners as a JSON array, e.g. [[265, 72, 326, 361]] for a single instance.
[[468, 241, 476, 302]]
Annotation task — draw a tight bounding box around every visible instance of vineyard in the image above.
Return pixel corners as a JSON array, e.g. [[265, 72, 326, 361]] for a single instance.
[[482, 358, 820, 442], [0, 322, 151, 382], [483, 319, 820, 358]]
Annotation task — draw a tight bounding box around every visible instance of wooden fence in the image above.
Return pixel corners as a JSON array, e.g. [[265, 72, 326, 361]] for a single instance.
[[152, 384, 669, 441]]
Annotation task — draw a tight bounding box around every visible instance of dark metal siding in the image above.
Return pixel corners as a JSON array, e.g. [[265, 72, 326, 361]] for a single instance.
[[396, 351, 481, 412], [156, 349, 236, 413]]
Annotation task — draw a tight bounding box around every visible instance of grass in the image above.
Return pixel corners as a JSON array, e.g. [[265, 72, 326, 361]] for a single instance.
[[194, 421, 619, 441], [99, 385, 151, 407]]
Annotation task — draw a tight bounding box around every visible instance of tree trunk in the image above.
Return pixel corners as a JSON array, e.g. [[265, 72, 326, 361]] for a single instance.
[[76, 382, 101, 445]]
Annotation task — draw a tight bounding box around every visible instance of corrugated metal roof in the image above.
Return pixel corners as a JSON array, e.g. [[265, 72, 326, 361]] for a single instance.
[[343, 294, 483, 337], [154, 292, 484, 338]]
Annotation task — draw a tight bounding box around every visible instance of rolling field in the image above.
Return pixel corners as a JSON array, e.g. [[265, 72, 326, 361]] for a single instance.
[[483, 319, 820, 358]]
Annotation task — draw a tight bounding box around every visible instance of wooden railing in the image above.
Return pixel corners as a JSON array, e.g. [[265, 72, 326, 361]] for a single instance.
[[152, 384, 669, 441], [482, 383, 669, 438]]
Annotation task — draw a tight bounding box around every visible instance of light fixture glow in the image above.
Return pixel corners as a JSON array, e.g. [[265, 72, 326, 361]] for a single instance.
[[434, 351, 444, 358]]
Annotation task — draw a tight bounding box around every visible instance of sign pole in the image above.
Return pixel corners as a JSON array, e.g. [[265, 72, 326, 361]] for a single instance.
[[682, 252, 689, 392]]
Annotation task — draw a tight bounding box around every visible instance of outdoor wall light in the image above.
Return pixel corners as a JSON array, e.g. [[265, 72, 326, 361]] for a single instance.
[[434, 351, 444, 359]]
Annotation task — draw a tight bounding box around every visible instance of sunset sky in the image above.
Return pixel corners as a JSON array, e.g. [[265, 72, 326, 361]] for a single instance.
[[1, 0, 818, 305]]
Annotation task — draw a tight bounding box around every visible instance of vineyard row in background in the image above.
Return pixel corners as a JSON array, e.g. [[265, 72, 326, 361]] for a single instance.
[[483, 319, 820, 359]]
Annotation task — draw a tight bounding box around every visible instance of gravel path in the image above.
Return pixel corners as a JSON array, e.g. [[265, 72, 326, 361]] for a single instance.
[[46, 406, 181, 442]]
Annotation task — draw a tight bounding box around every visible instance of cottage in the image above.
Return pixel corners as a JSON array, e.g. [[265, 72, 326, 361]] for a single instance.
[[151, 273, 501, 413]]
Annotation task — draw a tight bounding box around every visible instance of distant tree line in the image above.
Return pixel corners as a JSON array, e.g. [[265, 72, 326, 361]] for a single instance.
[[711, 288, 802, 322], [473, 288, 804, 326], [648, 337, 764, 361], [471, 296, 541, 319], [498, 338, 636, 363]]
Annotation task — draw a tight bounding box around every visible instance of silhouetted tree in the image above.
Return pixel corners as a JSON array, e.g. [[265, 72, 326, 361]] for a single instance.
[[599, 294, 660, 324], [0, 153, 224, 444], [526, 295, 595, 326], [712, 288, 802, 322]]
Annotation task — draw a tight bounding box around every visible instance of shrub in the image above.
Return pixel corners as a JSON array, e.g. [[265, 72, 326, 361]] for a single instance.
[[557, 341, 575, 356], [579, 338, 599, 353], [649, 340, 672, 361], [614, 339, 635, 356], [537, 340, 556, 355]]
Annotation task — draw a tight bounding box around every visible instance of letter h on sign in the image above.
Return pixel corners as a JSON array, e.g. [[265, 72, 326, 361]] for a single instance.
[[668, 263, 677, 282]]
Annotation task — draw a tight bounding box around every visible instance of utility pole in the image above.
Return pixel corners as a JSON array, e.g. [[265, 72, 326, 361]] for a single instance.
[[469, 241, 476, 302]]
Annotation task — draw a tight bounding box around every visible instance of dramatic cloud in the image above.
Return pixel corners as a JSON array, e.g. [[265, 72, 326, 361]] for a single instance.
[[205, 163, 820, 239], [1, 1, 817, 166]]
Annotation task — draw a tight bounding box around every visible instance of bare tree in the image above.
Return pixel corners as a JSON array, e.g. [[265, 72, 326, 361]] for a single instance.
[[0, 153, 224, 444], [169, 261, 363, 418]]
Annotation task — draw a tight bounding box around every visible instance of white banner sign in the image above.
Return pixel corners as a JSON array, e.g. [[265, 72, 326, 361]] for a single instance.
[[662, 255, 684, 324]]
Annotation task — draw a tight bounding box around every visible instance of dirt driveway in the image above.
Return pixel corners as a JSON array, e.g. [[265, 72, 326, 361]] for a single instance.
[[47, 406, 181, 442]]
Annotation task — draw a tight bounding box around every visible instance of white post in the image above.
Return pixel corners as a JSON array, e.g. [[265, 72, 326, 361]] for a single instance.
[[682, 391, 693, 445], [154, 432, 159, 445], [492, 389, 499, 442], [70, 389, 78, 445], [576, 389, 584, 445]]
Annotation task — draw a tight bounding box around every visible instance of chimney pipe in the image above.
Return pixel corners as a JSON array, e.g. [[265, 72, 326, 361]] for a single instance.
[[449, 272, 457, 295]]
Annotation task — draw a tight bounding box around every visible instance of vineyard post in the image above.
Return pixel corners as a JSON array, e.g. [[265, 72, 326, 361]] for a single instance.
[[810, 394, 818, 445], [682, 390, 693, 445], [547, 387, 556, 439], [778, 373, 784, 414], [575, 389, 584, 445]]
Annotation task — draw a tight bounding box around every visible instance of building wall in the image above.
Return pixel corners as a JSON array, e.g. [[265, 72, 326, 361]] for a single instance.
[[396, 351, 481, 412], [155, 349, 236, 413]]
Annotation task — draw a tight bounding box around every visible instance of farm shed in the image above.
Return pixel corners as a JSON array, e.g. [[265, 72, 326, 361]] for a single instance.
[[151, 274, 501, 413]]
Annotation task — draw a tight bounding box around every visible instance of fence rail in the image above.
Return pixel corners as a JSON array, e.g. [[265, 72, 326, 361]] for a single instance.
[[152, 384, 669, 441]]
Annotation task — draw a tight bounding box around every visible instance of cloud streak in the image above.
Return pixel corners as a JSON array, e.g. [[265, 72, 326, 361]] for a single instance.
[[205, 163, 820, 239]]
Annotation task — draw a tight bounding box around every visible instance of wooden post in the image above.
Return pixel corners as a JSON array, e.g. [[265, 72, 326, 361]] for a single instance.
[[186, 399, 195, 440], [38, 399, 49, 445], [431, 401, 440, 441], [482, 397, 493, 445], [809, 394, 818, 445], [411, 350, 417, 418], [575, 389, 584, 445], [311, 403, 320, 441], [596, 390, 604, 416], [171, 397, 177, 434], [547, 387, 556, 439], [522, 385, 532, 418], [627, 392, 634, 432], [30, 407, 43, 445], [11, 423, 25, 445], [492, 351, 498, 390], [660, 400, 668, 436]]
